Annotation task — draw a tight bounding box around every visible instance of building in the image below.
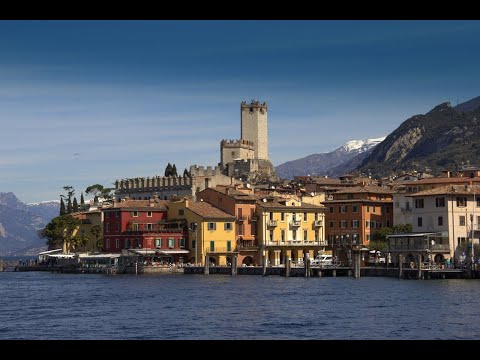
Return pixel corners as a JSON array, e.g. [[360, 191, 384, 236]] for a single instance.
[[256, 196, 326, 266], [115, 165, 241, 202], [220, 100, 276, 181], [407, 185, 480, 262], [197, 185, 261, 266], [70, 209, 104, 253], [322, 186, 394, 261], [102, 199, 189, 262], [167, 198, 236, 266]]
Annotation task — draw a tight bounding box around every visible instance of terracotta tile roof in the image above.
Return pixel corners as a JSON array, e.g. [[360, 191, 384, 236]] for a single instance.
[[188, 202, 236, 220], [112, 199, 168, 210], [322, 199, 392, 204], [408, 185, 480, 197], [401, 176, 480, 186], [256, 199, 324, 210], [333, 186, 395, 194], [208, 186, 259, 201]]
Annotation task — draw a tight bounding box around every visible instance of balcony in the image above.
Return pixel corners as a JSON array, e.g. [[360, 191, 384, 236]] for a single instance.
[[206, 247, 238, 254], [267, 240, 328, 247], [267, 220, 278, 227], [313, 220, 323, 227], [236, 215, 247, 222], [236, 242, 259, 251], [290, 220, 301, 227], [250, 215, 259, 222]]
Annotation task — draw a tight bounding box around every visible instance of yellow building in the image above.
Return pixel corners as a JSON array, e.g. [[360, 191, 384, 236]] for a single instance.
[[167, 198, 236, 266], [256, 196, 327, 266], [69, 210, 104, 253]]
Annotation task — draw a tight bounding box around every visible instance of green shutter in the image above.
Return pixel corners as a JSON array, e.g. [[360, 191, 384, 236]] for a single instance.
[[227, 241, 231, 252], [210, 241, 214, 252]]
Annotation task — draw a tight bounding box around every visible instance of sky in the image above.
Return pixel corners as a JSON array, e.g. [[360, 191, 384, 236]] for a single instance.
[[1, 20, 480, 203]]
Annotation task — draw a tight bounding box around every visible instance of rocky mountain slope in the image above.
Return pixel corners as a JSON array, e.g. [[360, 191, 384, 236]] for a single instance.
[[357, 96, 480, 178], [0, 193, 59, 255]]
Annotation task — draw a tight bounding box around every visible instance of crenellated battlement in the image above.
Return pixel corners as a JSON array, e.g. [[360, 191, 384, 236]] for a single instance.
[[220, 138, 254, 149], [241, 100, 267, 113], [115, 174, 193, 190]]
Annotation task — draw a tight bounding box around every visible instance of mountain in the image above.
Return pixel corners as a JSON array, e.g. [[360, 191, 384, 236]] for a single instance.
[[0, 193, 59, 256], [275, 137, 386, 179], [357, 96, 480, 178]]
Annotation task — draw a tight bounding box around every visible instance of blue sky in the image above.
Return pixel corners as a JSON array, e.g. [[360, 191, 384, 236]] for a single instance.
[[1, 20, 480, 203]]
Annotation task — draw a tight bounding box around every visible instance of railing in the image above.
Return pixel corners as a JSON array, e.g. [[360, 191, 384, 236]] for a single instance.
[[250, 215, 259, 222], [313, 220, 323, 227], [235, 243, 259, 251], [267, 220, 278, 227], [290, 220, 301, 227], [266, 240, 328, 246], [430, 244, 450, 251], [206, 247, 237, 253], [388, 243, 450, 251], [124, 228, 186, 234], [236, 216, 247, 222], [400, 207, 412, 212]]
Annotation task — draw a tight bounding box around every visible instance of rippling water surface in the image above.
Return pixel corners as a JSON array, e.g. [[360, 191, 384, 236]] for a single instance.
[[1, 272, 479, 339]]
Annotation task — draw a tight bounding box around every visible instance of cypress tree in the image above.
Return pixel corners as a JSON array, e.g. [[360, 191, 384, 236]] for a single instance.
[[60, 198, 66, 216], [172, 164, 177, 176], [67, 197, 73, 214], [80, 192, 85, 209], [73, 197, 79, 213], [183, 168, 189, 177], [165, 163, 173, 176]]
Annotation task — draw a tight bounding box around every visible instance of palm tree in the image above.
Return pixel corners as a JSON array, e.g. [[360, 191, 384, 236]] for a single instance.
[[90, 225, 103, 252]]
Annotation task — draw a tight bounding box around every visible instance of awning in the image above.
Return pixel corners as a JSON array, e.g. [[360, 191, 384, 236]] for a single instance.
[[38, 249, 62, 255], [157, 249, 190, 255], [127, 249, 157, 255]]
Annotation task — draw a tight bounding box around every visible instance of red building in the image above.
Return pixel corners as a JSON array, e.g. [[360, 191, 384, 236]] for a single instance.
[[103, 199, 189, 261]]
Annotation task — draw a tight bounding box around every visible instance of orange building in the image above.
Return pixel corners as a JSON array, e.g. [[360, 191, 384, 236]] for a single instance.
[[197, 185, 260, 266], [323, 186, 394, 261]]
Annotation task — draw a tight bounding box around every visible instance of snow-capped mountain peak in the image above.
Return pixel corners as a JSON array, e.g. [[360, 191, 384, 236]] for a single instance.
[[340, 137, 386, 154], [27, 200, 60, 206]]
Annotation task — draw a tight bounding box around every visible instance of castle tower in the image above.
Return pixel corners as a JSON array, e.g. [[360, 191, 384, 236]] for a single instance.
[[241, 100, 269, 160]]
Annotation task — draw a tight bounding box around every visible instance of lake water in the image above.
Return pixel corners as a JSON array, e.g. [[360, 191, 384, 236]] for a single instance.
[[1, 272, 479, 340]]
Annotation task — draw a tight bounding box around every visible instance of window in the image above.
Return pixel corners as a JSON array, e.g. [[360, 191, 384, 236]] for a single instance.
[[304, 230, 308, 241], [168, 238, 175, 248], [315, 230, 319, 241], [137, 239, 141, 248], [352, 205, 358, 213], [315, 213, 318, 221], [367, 235, 371, 241], [458, 237, 467, 246], [281, 229, 285, 242], [460, 216, 466, 226], [179, 238, 185, 248], [224, 222, 233, 231], [477, 198, 480, 207], [386, 220, 390, 227], [340, 220, 347, 229], [415, 199, 424, 208], [281, 212, 285, 221], [303, 212, 307, 221], [270, 230, 274, 241], [227, 241, 231, 252], [405, 202, 411, 210], [238, 224, 243, 235], [155, 238, 162, 248], [131, 211, 139, 217], [125, 239, 130, 248], [251, 223, 257, 235], [269, 212, 273, 221], [418, 217, 423, 227], [456, 197, 467, 207], [340, 206, 347, 213], [115, 223, 119, 232], [116, 211, 120, 217], [328, 234, 335, 243], [352, 220, 359, 228], [366, 221, 369, 228], [210, 241, 215, 252], [145, 223, 153, 231], [115, 239, 119, 249], [438, 216, 443, 226], [292, 230, 297, 241], [435, 198, 445, 207], [329, 207, 334, 213], [106, 239, 110, 249], [372, 206, 376, 213], [329, 220, 334, 228], [208, 222, 216, 231], [105, 212, 110, 218], [106, 223, 110, 233], [386, 207, 390, 214], [366, 206, 370, 213], [147, 211, 153, 217], [132, 223, 139, 231]]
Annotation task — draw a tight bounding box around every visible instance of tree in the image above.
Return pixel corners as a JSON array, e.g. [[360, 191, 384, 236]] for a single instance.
[[93, 195, 99, 204], [42, 215, 81, 252], [393, 224, 413, 234], [59, 198, 66, 216], [61, 185, 75, 214], [85, 184, 104, 197], [90, 224, 103, 252], [73, 197, 79, 213], [80, 233, 90, 252], [85, 184, 114, 205], [80, 192, 85, 210], [100, 187, 115, 205], [165, 163, 173, 177], [67, 197, 73, 214], [183, 168, 189, 177], [172, 164, 177, 176]]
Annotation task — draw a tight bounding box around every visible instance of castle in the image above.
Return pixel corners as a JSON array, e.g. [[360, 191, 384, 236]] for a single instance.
[[114, 100, 275, 201], [220, 100, 276, 181]]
